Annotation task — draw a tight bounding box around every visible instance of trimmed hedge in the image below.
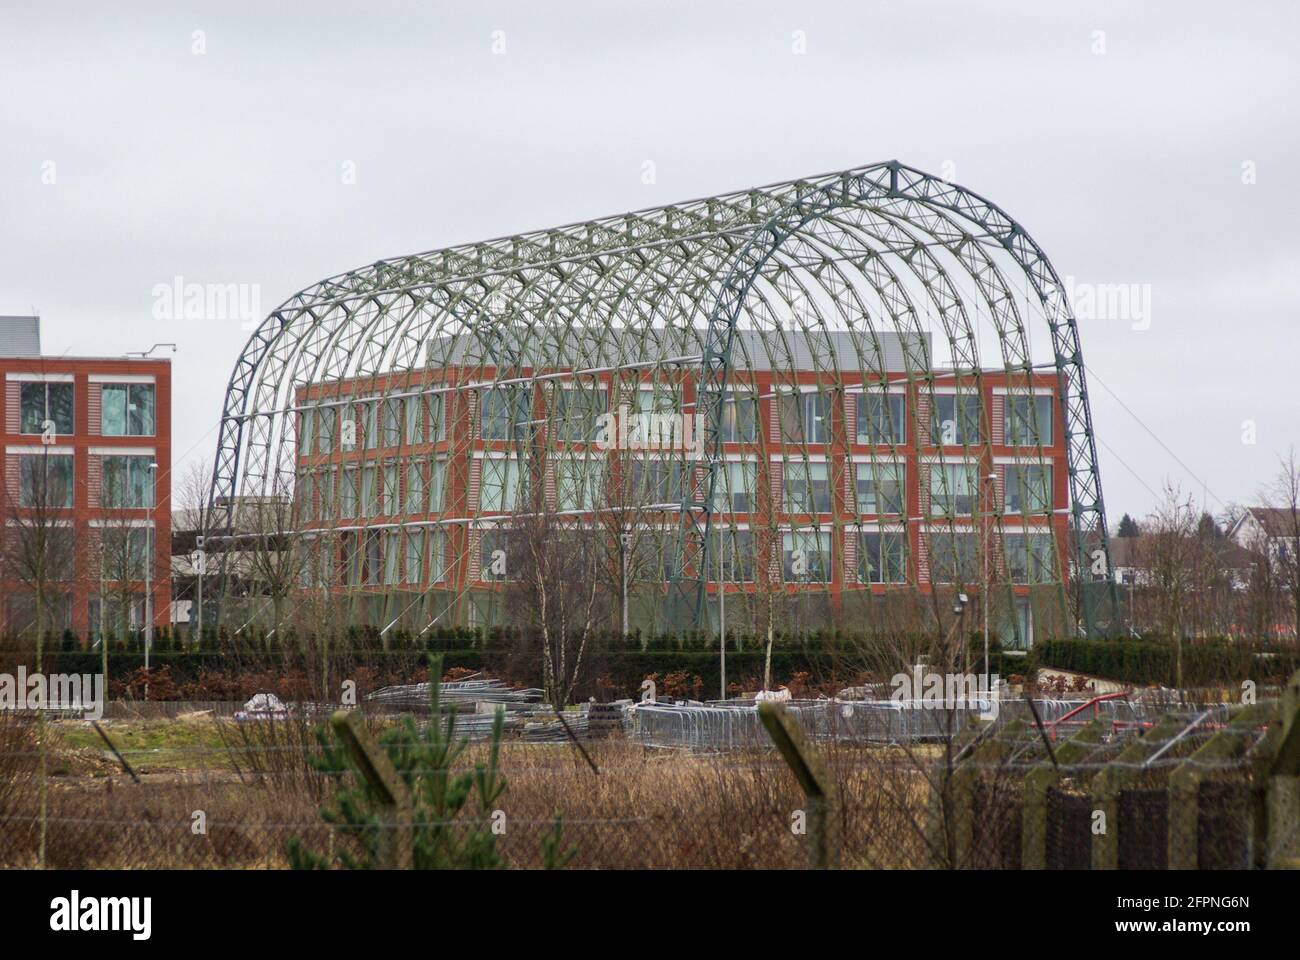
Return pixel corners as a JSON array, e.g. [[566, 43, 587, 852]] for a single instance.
[[1033, 638, 1300, 687]]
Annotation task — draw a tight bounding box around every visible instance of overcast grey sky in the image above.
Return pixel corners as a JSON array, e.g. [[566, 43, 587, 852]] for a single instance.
[[2, 0, 1297, 523]]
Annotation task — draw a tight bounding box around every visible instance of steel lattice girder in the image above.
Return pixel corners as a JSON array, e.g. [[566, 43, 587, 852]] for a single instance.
[[209, 160, 1119, 638]]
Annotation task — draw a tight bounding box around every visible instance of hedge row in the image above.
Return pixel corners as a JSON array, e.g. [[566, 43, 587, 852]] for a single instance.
[[1032, 639, 1300, 687]]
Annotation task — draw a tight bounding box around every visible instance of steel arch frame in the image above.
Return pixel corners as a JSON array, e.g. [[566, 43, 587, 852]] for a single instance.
[[209, 160, 1120, 638]]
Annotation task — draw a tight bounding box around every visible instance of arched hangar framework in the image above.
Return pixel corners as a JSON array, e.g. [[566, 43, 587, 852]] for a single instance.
[[210, 161, 1120, 640]]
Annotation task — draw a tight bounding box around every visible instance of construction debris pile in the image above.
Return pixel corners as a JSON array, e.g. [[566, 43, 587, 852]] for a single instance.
[[365, 676, 589, 742]]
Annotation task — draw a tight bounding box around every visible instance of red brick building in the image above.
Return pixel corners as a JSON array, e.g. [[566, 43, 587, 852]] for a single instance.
[[0, 317, 171, 640], [290, 331, 1068, 642]]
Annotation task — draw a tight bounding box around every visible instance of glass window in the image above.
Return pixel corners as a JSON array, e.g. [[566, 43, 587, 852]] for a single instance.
[[362, 465, 378, 517], [784, 461, 831, 514], [426, 394, 446, 442], [855, 462, 905, 516], [555, 457, 604, 512], [1005, 395, 1054, 446], [714, 461, 756, 513], [382, 461, 398, 515], [779, 390, 833, 444], [428, 458, 446, 512], [364, 530, 382, 585], [319, 468, 336, 521], [856, 392, 905, 445], [783, 529, 832, 582], [480, 530, 518, 581], [428, 528, 446, 582], [382, 398, 403, 447], [340, 466, 358, 518], [1004, 464, 1053, 515], [628, 387, 680, 449], [405, 394, 424, 444], [298, 471, 314, 523], [480, 457, 525, 512], [317, 406, 336, 453], [1006, 532, 1056, 584], [20, 381, 74, 436], [101, 383, 155, 436], [631, 459, 684, 507], [932, 393, 981, 446], [382, 531, 401, 585], [481, 387, 529, 441], [19, 454, 74, 507], [720, 389, 758, 443], [860, 530, 907, 583], [405, 460, 424, 515], [928, 531, 979, 585], [101, 456, 153, 508], [713, 528, 756, 583], [929, 463, 978, 517], [553, 385, 608, 443], [404, 528, 424, 584]]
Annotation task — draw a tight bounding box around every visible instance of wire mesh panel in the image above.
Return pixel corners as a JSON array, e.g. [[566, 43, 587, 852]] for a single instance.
[[1117, 788, 1168, 870], [1196, 779, 1251, 870], [1044, 787, 1092, 869]]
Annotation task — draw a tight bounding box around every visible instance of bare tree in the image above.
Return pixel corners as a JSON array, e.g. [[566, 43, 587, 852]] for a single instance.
[[1136, 483, 1199, 687], [1260, 448, 1300, 639]]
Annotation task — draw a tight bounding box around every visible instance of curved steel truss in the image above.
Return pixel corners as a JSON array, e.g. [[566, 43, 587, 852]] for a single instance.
[[209, 161, 1119, 639]]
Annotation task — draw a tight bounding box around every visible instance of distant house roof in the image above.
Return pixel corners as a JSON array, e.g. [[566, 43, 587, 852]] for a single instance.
[[1110, 533, 1259, 569], [0, 316, 41, 357], [1243, 506, 1300, 540]]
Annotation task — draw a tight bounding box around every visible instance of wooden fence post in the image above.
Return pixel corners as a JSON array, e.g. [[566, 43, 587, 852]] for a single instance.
[[758, 701, 838, 869], [1267, 669, 1300, 869], [331, 709, 413, 870], [1021, 719, 1104, 869]]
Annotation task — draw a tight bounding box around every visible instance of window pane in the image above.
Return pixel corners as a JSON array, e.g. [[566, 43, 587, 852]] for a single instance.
[[128, 384, 155, 435], [856, 462, 904, 515], [429, 458, 446, 512], [406, 461, 424, 514], [19, 383, 45, 434], [929, 532, 978, 584], [405, 529, 424, 584], [932, 394, 981, 445], [101, 385, 128, 436], [783, 530, 831, 582], [1005, 464, 1052, 515], [481, 388, 529, 441], [721, 390, 757, 443], [20, 454, 74, 507], [860, 530, 907, 583], [857, 393, 905, 445], [929, 463, 977, 516], [48, 383, 74, 435], [1006, 395, 1054, 446], [784, 461, 829, 513]]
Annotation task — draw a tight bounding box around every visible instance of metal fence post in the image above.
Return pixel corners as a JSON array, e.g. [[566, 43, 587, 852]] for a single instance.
[[758, 701, 837, 869], [1267, 669, 1300, 869], [331, 709, 412, 869]]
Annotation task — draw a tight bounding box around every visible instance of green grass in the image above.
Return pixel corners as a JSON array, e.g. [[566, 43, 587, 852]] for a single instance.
[[54, 716, 236, 772]]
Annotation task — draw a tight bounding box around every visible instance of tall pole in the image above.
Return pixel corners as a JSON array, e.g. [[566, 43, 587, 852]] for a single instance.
[[983, 472, 996, 684], [145, 461, 158, 695], [719, 530, 726, 701], [620, 531, 630, 636]]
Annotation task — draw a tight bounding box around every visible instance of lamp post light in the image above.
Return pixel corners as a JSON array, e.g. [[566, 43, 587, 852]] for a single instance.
[[620, 531, 632, 637], [982, 471, 997, 687], [144, 461, 158, 699], [954, 592, 969, 677]]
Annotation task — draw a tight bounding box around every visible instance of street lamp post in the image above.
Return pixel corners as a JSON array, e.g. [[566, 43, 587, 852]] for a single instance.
[[145, 461, 158, 695], [718, 532, 726, 701], [620, 531, 632, 637], [982, 472, 997, 686]]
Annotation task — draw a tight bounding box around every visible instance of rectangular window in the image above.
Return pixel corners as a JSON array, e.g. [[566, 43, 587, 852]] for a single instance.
[[382, 398, 403, 447], [426, 394, 446, 442], [341, 466, 358, 518], [713, 528, 756, 583], [480, 530, 518, 581], [626, 387, 680, 449], [428, 457, 446, 512], [361, 400, 378, 450], [480, 457, 525, 512], [365, 530, 382, 585], [720, 390, 758, 443], [555, 457, 604, 512], [860, 529, 907, 583], [783, 461, 831, 514], [101, 456, 154, 508], [405, 394, 424, 444], [929, 463, 977, 517], [20, 381, 74, 436], [714, 460, 756, 513], [779, 390, 833, 444], [554, 385, 608, 443], [856, 392, 905, 445], [382, 531, 401, 585], [317, 406, 336, 453], [382, 461, 399, 515], [1004, 464, 1053, 515], [480, 388, 529, 441], [932, 393, 981, 446], [631, 459, 684, 507], [1005, 532, 1056, 584], [405, 460, 425, 515], [428, 528, 446, 582], [783, 529, 832, 582], [855, 462, 905, 516], [362, 465, 378, 517], [1005, 394, 1054, 446], [404, 528, 424, 584], [928, 531, 979, 585], [320, 467, 336, 521], [299, 471, 314, 523], [100, 383, 155, 437], [19, 454, 74, 507]]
